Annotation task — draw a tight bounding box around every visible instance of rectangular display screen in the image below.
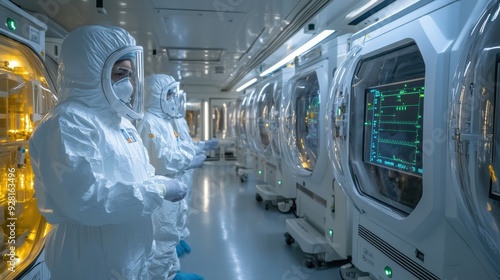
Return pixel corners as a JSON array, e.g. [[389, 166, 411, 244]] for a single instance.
[[363, 78, 424, 176]]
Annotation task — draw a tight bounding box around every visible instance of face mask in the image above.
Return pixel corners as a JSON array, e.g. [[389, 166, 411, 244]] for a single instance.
[[112, 77, 133, 103], [162, 97, 178, 117]]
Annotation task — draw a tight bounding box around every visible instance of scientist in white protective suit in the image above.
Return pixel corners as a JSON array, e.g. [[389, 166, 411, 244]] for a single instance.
[[170, 89, 218, 256], [28, 25, 187, 280], [137, 74, 206, 280]]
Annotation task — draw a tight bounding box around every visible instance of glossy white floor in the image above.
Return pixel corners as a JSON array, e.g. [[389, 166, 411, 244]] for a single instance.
[[179, 162, 344, 280]]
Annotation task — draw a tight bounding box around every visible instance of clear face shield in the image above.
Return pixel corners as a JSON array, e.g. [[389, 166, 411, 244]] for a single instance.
[[177, 90, 187, 118], [160, 81, 180, 118], [102, 46, 144, 120]]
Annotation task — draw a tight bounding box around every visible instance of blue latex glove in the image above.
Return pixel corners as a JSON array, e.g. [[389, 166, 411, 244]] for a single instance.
[[203, 139, 218, 150], [176, 244, 185, 257], [179, 239, 191, 253], [173, 272, 205, 280]]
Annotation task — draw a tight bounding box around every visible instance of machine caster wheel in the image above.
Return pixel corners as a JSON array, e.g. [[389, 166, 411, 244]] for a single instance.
[[304, 258, 316, 269], [264, 202, 269, 210], [284, 233, 294, 245], [255, 193, 263, 203]]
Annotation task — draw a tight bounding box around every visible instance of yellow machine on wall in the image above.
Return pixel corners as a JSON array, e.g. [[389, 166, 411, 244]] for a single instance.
[[0, 1, 57, 279]]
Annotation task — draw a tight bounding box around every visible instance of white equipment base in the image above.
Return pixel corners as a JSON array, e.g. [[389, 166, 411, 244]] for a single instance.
[[237, 166, 251, 176], [285, 218, 342, 262], [256, 184, 283, 201]]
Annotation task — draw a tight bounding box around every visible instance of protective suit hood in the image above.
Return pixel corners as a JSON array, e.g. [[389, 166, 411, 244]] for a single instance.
[[144, 74, 179, 119], [58, 25, 137, 115]]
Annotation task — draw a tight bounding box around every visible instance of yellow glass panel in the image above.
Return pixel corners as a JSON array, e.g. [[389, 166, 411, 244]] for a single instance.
[[0, 35, 56, 280]]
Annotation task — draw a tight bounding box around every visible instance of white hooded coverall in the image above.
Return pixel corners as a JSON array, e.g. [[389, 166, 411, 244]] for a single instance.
[[29, 26, 170, 279], [137, 74, 194, 280], [171, 117, 205, 233]]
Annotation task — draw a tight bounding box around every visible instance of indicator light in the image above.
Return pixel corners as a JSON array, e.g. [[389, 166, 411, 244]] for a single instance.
[[7, 18, 16, 31], [384, 266, 393, 278]]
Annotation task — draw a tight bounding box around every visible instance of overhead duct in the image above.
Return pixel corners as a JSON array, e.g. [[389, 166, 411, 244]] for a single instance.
[[221, 0, 331, 91], [348, 0, 396, 25]]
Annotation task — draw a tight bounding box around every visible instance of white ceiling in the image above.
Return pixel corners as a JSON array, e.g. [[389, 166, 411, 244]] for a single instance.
[[9, 0, 424, 93], [147, 0, 314, 90], [9, 0, 315, 91]]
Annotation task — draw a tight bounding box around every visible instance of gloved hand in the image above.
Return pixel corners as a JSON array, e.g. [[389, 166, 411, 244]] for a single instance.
[[151, 175, 187, 202], [203, 139, 218, 150], [176, 243, 185, 257], [188, 154, 206, 169], [179, 239, 191, 253]]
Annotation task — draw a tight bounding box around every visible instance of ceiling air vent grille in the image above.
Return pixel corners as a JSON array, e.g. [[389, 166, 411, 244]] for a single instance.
[[358, 225, 440, 280], [215, 66, 224, 74]]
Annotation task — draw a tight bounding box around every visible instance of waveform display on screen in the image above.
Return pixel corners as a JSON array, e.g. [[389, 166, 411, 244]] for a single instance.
[[363, 79, 424, 176]]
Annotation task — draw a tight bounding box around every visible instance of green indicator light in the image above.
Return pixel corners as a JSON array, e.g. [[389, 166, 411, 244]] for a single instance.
[[258, 170, 262, 175], [277, 180, 282, 185], [329, 229, 333, 237], [7, 18, 16, 31], [384, 266, 393, 278]]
